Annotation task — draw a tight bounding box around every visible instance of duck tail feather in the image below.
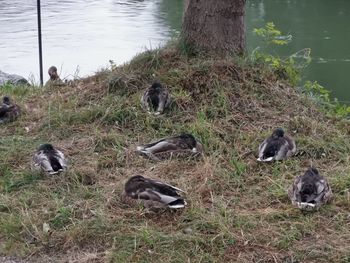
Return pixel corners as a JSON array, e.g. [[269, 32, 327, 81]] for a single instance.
[[154, 181, 186, 193], [257, 157, 274, 162], [168, 199, 186, 209], [136, 146, 145, 151]]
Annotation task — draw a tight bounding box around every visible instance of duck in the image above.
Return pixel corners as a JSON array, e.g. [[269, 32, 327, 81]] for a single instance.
[[32, 144, 68, 175], [121, 175, 186, 209], [141, 82, 170, 115], [257, 128, 296, 162], [48, 66, 60, 81], [44, 66, 64, 88], [288, 167, 332, 210], [0, 96, 21, 123], [136, 133, 203, 160]]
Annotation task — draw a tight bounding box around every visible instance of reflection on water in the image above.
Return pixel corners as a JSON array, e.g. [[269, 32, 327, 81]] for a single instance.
[[0, 0, 180, 81], [246, 0, 350, 102], [0, 0, 349, 102]]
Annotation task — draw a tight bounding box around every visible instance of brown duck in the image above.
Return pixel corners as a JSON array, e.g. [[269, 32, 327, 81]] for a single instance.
[[136, 133, 203, 160], [257, 128, 296, 162], [141, 82, 170, 115], [288, 167, 332, 210], [0, 96, 20, 123], [121, 175, 186, 209]]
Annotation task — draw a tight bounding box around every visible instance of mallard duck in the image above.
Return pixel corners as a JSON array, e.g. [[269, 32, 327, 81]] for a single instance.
[[141, 82, 170, 115], [136, 133, 203, 160], [121, 175, 186, 209], [32, 144, 68, 175], [257, 128, 296, 162], [0, 96, 20, 123], [48, 66, 60, 81], [44, 66, 64, 88], [288, 168, 332, 210]]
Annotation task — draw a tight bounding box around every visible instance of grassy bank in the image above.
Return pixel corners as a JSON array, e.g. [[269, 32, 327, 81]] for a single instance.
[[1, 45, 350, 263]]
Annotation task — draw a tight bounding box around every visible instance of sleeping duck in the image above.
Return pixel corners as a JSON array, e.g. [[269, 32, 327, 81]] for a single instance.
[[288, 167, 332, 210], [141, 82, 170, 115], [121, 175, 186, 209], [257, 128, 296, 162], [32, 144, 68, 175], [136, 133, 203, 160], [0, 96, 21, 123]]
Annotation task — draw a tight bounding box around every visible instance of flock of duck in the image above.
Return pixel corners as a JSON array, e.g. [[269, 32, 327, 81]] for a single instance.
[[0, 69, 333, 212]]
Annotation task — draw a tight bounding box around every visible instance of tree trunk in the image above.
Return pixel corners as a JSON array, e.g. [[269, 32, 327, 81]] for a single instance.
[[182, 0, 246, 55], [184, 0, 189, 15]]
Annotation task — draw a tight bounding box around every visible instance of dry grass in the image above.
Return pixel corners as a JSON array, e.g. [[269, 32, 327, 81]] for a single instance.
[[0, 46, 350, 263]]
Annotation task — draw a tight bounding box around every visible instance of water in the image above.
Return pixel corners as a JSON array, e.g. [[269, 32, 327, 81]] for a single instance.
[[0, 0, 349, 102], [246, 0, 350, 103], [0, 0, 182, 81]]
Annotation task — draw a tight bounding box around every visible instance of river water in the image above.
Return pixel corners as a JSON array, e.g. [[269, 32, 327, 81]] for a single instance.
[[0, 0, 349, 102]]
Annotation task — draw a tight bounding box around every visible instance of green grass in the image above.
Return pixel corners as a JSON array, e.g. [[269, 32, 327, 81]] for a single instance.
[[0, 45, 350, 262]]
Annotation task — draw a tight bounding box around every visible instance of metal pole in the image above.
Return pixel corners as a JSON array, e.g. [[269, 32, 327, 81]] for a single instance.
[[37, 0, 43, 86]]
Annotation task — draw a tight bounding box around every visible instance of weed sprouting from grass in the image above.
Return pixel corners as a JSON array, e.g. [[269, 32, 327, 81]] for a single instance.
[[129, 48, 164, 72], [0, 82, 41, 98], [0, 213, 22, 239], [1, 171, 42, 193], [229, 150, 247, 178], [50, 207, 73, 229], [0, 164, 12, 178], [276, 226, 302, 249]]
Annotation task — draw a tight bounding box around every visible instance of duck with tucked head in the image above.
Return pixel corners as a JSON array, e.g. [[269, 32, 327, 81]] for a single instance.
[[0, 96, 20, 123], [257, 128, 296, 162], [32, 144, 68, 175], [141, 82, 170, 115], [288, 167, 332, 210], [136, 133, 203, 160], [121, 175, 186, 209]]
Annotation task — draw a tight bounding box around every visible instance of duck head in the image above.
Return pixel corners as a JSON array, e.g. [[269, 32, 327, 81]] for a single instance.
[[129, 175, 145, 182], [307, 167, 319, 175], [179, 133, 197, 147], [3, 96, 11, 105], [125, 175, 146, 195], [300, 182, 316, 202], [147, 82, 164, 111], [272, 128, 284, 139], [150, 82, 162, 92], [48, 66, 59, 81], [300, 168, 320, 202], [38, 143, 55, 152]]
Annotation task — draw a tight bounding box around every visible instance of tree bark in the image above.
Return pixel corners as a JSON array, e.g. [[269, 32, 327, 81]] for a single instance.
[[182, 0, 246, 55], [184, 0, 189, 15]]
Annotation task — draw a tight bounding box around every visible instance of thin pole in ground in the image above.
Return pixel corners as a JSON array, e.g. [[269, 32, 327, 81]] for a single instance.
[[37, 0, 43, 86]]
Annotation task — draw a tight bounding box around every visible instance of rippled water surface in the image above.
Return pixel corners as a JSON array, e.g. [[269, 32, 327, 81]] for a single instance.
[[1, 0, 349, 101], [0, 0, 182, 81], [247, 0, 350, 103]]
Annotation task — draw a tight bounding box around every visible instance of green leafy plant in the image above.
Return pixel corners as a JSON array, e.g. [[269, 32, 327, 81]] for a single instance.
[[50, 207, 73, 229], [252, 23, 349, 118], [303, 80, 331, 101], [253, 22, 292, 46], [303, 81, 350, 117], [252, 22, 311, 85]]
